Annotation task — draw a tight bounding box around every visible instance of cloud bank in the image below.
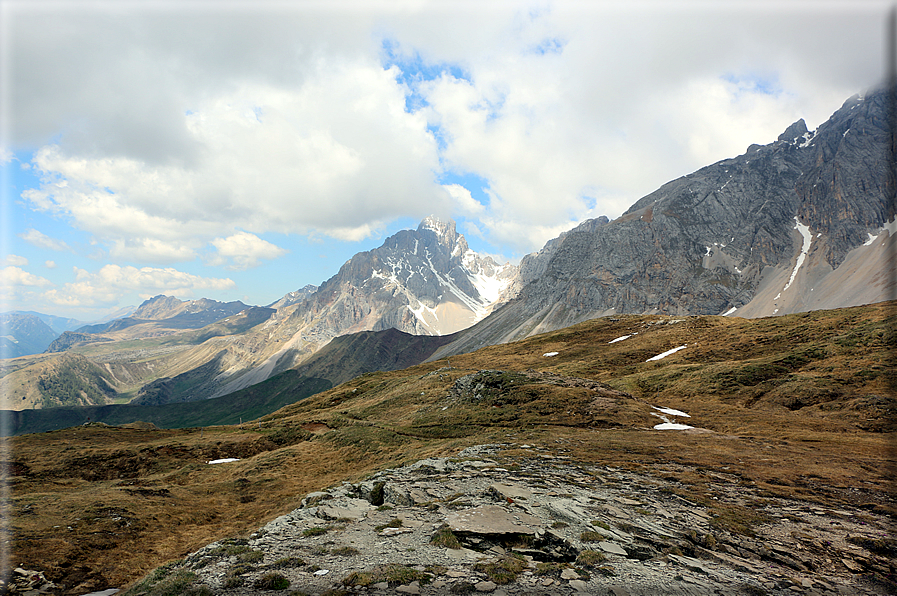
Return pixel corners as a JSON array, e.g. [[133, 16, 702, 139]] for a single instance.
[[2, 1, 890, 315]]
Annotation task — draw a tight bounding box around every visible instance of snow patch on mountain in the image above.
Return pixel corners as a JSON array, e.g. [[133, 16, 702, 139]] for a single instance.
[[863, 217, 897, 246]]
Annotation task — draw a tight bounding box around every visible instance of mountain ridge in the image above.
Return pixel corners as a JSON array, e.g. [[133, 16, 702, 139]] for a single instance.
[[426, 85, 896, 361]]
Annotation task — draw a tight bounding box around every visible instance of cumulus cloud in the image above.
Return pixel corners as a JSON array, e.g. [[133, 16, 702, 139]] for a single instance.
[[45, 260, 57, 269], [41, 265, 234, 307], [4, 254, 28, 266], [443, 184, 485, 216], [209, 232, 287, 270], [21, 61, 445, 253], [6, 2, 890, 258], [2, 266, 52, 287], [19, 228, 71, 252]]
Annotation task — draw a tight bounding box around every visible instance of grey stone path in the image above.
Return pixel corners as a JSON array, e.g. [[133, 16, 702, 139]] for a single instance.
[[167, 444, 892, 596]]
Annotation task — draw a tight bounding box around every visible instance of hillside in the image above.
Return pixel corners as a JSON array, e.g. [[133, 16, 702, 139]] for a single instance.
[[428, 87, 895, 361], [7, 301, 894, 594], [5, 87, 893, 421]]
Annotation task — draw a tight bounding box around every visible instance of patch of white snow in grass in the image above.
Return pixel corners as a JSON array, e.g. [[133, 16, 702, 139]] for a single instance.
[[646, 345, 687, 362], [651, 412, 693, 431], [208, 458, 240, 465], [543, 352, 559, 357], [653, 422, 694, 430], [609, 333, 636, 343], [653, 406, 690, 418]]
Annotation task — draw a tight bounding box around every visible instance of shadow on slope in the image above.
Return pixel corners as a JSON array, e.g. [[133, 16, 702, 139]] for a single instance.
[[2, 371, 331, 436]]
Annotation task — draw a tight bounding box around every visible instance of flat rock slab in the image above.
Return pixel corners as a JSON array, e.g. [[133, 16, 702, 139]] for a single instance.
[[598, 541, 628, 556], [446, 505, 541, 534], [489, 483, 533, 501], [316, 497, 373, 521], [546, 499, 590, 522]]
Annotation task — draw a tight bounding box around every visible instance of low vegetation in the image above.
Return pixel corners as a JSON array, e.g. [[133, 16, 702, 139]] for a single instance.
[[7, 303, 895, 593]]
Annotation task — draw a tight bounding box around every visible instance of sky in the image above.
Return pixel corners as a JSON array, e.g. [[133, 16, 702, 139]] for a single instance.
[[0, 0, 892, 322]]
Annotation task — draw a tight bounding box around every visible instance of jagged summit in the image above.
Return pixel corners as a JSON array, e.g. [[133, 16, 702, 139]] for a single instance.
[[778, 118, 809, 142], [204, 216, 518, 398], [428, 85, 895, 360], [418, 215, 469, 256]]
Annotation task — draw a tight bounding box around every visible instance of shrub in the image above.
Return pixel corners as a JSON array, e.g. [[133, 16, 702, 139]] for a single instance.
[[254, 573, 290, 590], [473, 554, 527, 585], [302, 526, 331, 537], [271, 556, 305, 568], [576, 550, 606, 567], [591, 519, 611, 531], [342, 564, 430, 587], [374, 518, 403, 532], [238, 549, 263, 563], [430, 524, 461, 549], [579, 531, 604, 542], [534, 562, 568, 576]]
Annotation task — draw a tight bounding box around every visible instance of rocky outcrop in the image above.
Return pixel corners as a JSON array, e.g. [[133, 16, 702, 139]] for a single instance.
[[150, 445, 893, 595]]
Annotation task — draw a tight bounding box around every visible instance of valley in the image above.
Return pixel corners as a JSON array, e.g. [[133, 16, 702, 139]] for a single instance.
[[5, 302, 894, 594]]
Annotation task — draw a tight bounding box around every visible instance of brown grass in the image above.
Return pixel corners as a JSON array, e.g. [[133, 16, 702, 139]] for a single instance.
[[7, 302, 896, 594]]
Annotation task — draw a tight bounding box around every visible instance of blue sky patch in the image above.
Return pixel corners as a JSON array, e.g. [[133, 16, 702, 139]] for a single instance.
[[721, 72, 782, 97], [381, 38, 471, 113]]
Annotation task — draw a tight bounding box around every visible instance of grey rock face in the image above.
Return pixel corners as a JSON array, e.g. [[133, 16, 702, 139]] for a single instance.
[[281, 216, 516, 343], [430, 86, 895, 359]]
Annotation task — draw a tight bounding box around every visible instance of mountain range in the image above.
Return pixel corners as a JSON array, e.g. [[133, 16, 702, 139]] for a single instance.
[[1, 85, 893, 418]]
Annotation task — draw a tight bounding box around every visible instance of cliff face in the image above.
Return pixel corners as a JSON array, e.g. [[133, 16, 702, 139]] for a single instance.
[[429, 87, 895, 360]]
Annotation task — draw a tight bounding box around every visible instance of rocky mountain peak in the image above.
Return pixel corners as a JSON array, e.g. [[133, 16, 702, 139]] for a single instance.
[[417, 215, 468, 256], [778, 117, 809, 142], [132, 295, 185, 320]]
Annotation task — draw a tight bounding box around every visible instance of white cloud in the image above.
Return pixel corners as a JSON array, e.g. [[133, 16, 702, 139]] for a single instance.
[[45, 260, 57, 269], [443, 184, 484, 216], [1, 266, 52, 287], [110, 238, 199, 264], [43, 265, 235, 307], [4, 254, 28, 266], [209, 232, 287, 270], [21, 61, 445, 254], [19, 228, 71, 252], [6, 2, 891, 259]]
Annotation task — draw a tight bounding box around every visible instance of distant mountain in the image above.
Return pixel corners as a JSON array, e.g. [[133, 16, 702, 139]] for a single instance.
[[429, 86, 895, 360], [205, 216, 517, 398], [130, 216, 517, 403], [267, 285, 318, 309], [8, 217, 516, 408], [91, 304, 137, 324], [10, 87, 893, 411], [74, 296, 252, 336], [5, 311, 85, 335], [0, 313, 59, 358]]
